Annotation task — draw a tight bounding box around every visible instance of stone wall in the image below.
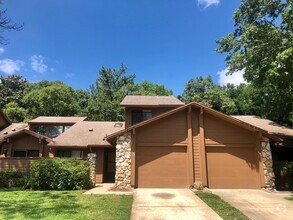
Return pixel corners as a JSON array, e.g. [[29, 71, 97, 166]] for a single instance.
[[115, 133, 132, 189], [87, 153, 96, 186], [260, 138, 275, 190]]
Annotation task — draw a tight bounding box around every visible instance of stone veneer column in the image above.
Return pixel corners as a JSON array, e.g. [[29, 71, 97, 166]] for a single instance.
[[115, 133, 132, 189], [87, 153, 96, 186], [260, 138, 275, 190]]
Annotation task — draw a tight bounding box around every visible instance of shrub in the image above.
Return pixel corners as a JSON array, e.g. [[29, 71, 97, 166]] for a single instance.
[[30, 158, 91, 190], [0, 170, 26, 188], [274, 161, 293, 190]]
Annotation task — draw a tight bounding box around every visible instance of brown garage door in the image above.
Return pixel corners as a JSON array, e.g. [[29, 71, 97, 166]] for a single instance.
[[206, 147, 261, 189], [136, 146, 189, 188]]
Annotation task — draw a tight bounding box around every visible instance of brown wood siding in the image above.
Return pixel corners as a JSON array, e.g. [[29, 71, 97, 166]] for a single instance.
[[206, 146, 261, 189], [191, 109, 201, 182], [0, 158, 38, 171], [0, 114, 9, 129], [125, 107, 177, 128], [136, 146, 189, 188], [136, 111, 187, 145], [96, 148, 104, 183], [204, 113, 256, 146]]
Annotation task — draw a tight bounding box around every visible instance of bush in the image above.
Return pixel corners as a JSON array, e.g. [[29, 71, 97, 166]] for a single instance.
[[274, 161, 293, 190], [30, 158, 91, 190], [0, 170, 26, 188]]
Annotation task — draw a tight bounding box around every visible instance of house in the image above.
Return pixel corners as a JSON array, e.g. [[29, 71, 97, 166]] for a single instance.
[[106, 96, 280, 190], [1, 95, 291, 190]]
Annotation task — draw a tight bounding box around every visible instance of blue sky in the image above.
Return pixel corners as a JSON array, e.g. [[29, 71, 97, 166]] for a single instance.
[[0, 0, 246, 95]]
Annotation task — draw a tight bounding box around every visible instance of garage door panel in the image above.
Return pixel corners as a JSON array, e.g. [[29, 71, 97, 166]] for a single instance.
[[206, 147, 260, 189], [136, 146, 188, 188]]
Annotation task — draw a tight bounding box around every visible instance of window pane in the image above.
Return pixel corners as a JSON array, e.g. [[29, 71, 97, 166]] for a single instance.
[[57, 150, 71, 158], [48, 126, 63, 138], [132, 110, 152, 125], [33, 126, 47, 135], [71, 150, 82, 159], [27, 150, 39, 157], [13, 151, 26, 157], [64, 125, 71, 131]]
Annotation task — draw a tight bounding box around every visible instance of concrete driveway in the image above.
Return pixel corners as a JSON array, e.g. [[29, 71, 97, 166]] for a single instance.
[[212, 189, 293, 220], [131, 188, 221, 220]]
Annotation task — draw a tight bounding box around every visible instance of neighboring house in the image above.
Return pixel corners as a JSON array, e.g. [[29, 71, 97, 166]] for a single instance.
[[1, 96, 292, 190]]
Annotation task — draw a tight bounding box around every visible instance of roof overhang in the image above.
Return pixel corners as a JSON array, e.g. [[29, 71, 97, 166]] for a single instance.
[[0, 129, 52, 144]]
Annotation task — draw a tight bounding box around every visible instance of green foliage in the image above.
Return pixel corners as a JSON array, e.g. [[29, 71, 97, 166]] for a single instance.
[[3, 102, 27, 122], [87, 65, 135, 121], [30, 158, 91, 190], [0, 74, 28, 108], [195, 192, 249, 220], [217, 0, 293, 125], [23, 82, 79, 118], [0, 170, 26, 188], [0, 190, 133, 220], [129, 80, 173, 96], [180, 76, 238, 114]]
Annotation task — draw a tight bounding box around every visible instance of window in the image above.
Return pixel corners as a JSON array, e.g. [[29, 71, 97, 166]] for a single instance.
[[33, 125, 46, 135], [27, 150, 40, 157], [48, 126, 63, 138], [13, 151, 26, 157], [132, 110, 152, 125], [64, 125, 71, 131], [13, 150, 40, 157], [57, 150, 83, 158]]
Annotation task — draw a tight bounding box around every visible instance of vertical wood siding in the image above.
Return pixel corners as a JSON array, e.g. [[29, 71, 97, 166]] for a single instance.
[[191, 109, 201, 182]]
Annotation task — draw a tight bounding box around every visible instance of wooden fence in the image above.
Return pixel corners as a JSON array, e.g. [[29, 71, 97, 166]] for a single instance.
[[0, 158, 40, 172]]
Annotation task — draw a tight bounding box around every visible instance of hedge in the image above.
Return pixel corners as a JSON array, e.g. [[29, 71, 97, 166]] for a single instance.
[[30, 158, 91, 190], [0, 170, 26, 188]]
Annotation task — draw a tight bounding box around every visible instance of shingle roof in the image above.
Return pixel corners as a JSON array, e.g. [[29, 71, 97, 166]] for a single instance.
[[28, 116, 87, 124], [120, 95, 184, 107], [232, 115, 293, 147], [49, 121, 125, 147]]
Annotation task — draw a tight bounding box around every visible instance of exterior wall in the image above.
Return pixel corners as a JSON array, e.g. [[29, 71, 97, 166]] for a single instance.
[[191, 109, 201, 184], [204, 113, 256, 146], [115, 133, 131, 189], [87, 153, 96, 186], [125, 107, 177, 128], [136, 110, 187, 145], [260, 138, 275, 190]]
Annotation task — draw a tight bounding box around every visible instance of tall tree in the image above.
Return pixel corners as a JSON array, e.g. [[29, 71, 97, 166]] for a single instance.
[[180, 76, 238, 114], [217, 0, 293, 125], [87, 65, 135, 121], [0, 6, 23, 44], [129, 80, 173, 96], [3, 102, 27, 123], [23, 82, 79, 118], [0, 74, 28, 108]]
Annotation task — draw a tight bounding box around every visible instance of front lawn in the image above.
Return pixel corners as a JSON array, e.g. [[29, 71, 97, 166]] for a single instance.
[[0, 189, 132, 220], [286, 196, 293, 201], [195, 192, 249, 220]]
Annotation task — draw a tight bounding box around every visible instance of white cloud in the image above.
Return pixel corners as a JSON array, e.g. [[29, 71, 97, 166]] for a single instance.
[[0, 59, 25, 75], [217, 68, 247, 86], [66, 73, 75, 78], [197, 0, 220, 8], [30, 55, 48, 73], [50, 67, 55, 72], [0, 47, 5, 55]]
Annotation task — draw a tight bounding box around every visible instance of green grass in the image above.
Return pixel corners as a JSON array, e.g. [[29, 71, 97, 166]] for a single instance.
[[0, 189, 133, 220], [286, 196, 293, 201], [195, 192, 249, 220]]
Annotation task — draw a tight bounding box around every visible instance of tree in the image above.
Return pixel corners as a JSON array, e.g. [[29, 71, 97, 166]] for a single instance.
[[0, 74, 28, 108], [0, 7, 23, 44], [129, 80, 173, 96], [217, 0, 293, 125], [87, 65, 135, 121], [180, 76, 238, 114], [3, 102, 27, 122], [75, 89, 90, 116], [23, 83, 79, 118]]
